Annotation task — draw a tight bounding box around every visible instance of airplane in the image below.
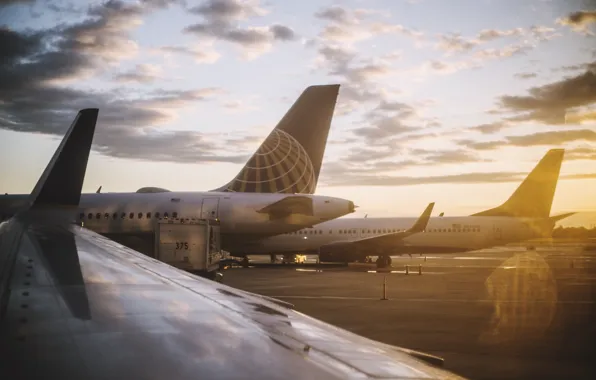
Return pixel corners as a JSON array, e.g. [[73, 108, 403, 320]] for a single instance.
[[236, 149, 575, 266], [0, 85, 355, 256], [0, 109, 466, 379]]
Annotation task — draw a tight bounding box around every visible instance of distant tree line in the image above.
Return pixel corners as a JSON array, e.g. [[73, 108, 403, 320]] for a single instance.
[[552, 226, 596, 239]]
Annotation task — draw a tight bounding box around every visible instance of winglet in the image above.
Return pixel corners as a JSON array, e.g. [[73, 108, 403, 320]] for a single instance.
[[28, 109, 99, 209], [406, 202, 435, 233], [96, 185, 102, 194]]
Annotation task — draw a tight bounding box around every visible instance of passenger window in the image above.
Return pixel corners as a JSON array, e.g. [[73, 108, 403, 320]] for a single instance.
[[128, 212, 133, 219], [104, 213, 109, 219], [95, 213, 100, 219], [155, 212, 160, 218], [173, 212, 178, 218], [87, 213, 92, 219], [79, 213, 84, 220], [121, 212, 126, 219], [147, 212, 151, 219], [138, 212, 143, 219], [112, 212, 117, 220], [164, 212, 169, 219]]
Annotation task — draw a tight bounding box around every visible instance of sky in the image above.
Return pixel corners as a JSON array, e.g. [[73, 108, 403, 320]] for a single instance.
[[0, 0, 595, 226]]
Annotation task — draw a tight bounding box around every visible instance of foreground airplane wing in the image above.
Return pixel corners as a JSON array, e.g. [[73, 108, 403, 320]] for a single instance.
[[321, 203, 435, 254], [0, 111, 464, 379], [0, 224, 463, 379]]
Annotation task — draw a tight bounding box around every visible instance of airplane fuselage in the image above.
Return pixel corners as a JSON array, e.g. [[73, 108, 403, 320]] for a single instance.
[[0, 191, 354, 253], [236, 215, 553, 259]]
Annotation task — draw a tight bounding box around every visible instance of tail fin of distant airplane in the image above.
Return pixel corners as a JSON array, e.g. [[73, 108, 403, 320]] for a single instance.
[[27, 109, 99, 209], [472, 149, 565, 219], [212, 84, 340, 194]]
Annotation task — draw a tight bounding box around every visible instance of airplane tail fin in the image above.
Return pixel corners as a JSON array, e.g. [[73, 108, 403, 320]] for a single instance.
[[213, 84, 340, 194], [27, 109, 99, 209], [472, 149, 565, 219]]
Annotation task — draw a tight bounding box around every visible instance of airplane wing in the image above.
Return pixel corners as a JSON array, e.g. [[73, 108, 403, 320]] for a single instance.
[[0, 110, 464, 379], [257, 195, 313, 219], [0, 222, 464, 379], [320, 202, 435, 254]]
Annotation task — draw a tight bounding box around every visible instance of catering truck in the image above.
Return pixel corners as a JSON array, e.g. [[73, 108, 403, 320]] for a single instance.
[[155, 218, 225, 281]]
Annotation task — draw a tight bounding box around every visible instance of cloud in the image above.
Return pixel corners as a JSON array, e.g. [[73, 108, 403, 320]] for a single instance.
[[314, 5, 421, 45], [477, 28, 525, 41], [458, 129, 596, 150], [427, 26, 559, 76], [436, 33, 480, 53], [498, 65, 596, 124], [557, 10, 596, 34], [556, 61, 596, 72], [156, 45, 221, 64], [0, 0, 34, 8], [436, 27, 555, 55], [113, 63, 162, 83], [514, 72, 538, 79], [0, 2, 252, 165], [566, 146, 596, 160], [474, 44, 532, 61], [471, 122, 508, 134], [319, 170, 596, 187], [184, 0, 297, 59]]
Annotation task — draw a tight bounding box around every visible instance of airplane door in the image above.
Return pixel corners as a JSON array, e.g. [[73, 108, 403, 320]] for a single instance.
[[201, 198, 220, 219]]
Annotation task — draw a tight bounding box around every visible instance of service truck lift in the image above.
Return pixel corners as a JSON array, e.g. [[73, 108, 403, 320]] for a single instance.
[[155, 218, 225, 281]]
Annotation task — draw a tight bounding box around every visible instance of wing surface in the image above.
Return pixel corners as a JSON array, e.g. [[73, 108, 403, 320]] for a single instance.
[[0, 221, 463, 380]]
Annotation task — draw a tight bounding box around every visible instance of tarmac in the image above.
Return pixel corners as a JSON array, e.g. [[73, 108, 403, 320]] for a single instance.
[[222, 245, 596, 380]]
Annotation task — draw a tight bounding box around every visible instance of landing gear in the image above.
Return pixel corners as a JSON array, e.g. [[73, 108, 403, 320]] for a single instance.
[[242, 256, 249, 268], [270, 254, 276, 264], [376, 255, 392, 268], [282, 254, 295, 264]]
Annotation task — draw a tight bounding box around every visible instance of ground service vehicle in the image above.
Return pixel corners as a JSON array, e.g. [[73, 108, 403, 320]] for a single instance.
[[155, 218, 225, 280]]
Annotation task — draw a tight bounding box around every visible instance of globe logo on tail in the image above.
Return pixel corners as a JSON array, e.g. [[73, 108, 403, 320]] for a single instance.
[[224, 129, 316, 194]]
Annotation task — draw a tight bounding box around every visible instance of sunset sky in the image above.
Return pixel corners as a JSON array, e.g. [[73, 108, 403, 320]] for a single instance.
[[1, 0, 595, 225]]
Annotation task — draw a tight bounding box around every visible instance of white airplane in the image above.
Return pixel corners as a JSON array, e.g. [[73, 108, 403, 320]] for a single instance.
[[237, 149, 575, 266], [0, 109, 466, 379], [0, 85, 356, 255]]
